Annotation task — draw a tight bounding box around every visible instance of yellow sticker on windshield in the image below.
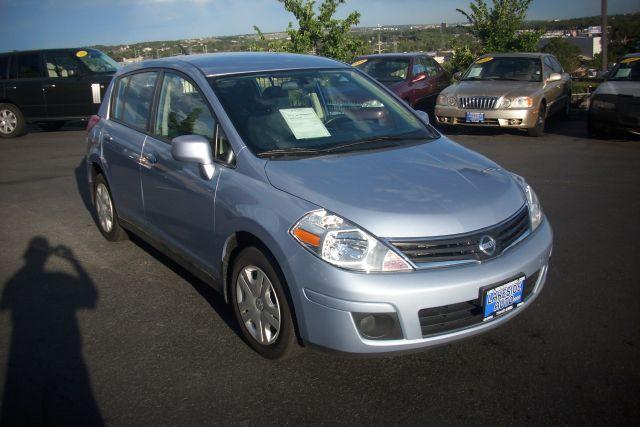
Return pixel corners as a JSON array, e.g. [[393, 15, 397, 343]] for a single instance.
[[351, 59, 368, 67], [76, 50, 88, 58], [620, 57, 640, 63], [476, 57, 493, 64]]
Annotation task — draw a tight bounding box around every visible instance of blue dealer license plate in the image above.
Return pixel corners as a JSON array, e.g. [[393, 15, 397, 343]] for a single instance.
[[465, 112, 484, 123], [482, 277, 525, 319]]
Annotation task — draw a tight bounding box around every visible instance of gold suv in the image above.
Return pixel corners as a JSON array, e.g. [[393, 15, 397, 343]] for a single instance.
[[435, 53, 572, 137]]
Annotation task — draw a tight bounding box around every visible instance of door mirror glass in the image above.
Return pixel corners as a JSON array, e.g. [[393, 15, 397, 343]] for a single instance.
[[453, 71, 462, 81], [547, 72, 562, 83], [414, 109, 429, 125], [171, 134, 215, 180]]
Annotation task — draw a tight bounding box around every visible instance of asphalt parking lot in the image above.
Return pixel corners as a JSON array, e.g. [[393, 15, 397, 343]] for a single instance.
[[1, 114, 639, 425]]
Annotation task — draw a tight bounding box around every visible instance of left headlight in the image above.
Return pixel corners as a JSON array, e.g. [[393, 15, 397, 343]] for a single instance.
[[511, 174, 543, 231], [290, 210, 413, 272], [500, 96, 533, 109]]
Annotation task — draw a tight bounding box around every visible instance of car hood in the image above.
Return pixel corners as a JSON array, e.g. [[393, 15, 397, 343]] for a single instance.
[[593, 81, 640, 97], [444, 81, 542, 98], [264, 138, 526, 238]]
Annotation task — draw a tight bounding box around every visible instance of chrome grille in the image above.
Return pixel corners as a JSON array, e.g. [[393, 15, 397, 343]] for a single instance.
[[458, 96, 499, 110], [390, 205, 530, 266]]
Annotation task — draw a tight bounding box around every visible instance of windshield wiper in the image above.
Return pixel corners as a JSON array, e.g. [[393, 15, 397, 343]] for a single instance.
[[325, 135, 425, 153], [257, 147, 326, 158]]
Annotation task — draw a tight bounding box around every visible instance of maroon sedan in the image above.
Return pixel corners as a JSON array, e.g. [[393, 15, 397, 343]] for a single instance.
[[353, 53, 450, 111]]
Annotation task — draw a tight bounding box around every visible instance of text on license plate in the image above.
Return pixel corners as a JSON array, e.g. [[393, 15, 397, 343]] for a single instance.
[[466, 112, 484, 123], [483, 276, 525, 319]]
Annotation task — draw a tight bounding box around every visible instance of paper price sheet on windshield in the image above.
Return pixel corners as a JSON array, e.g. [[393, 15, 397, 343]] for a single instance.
[[279, 108, 331, 140]]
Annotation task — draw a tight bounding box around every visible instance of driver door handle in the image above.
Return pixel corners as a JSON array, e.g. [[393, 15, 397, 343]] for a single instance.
[[144, 152, 158, 164]]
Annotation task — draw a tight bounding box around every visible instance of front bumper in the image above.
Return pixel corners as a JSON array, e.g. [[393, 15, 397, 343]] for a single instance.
[[435, 105, 539, 128], [589, 107, 640, 134], [290, 218, 553, 354]]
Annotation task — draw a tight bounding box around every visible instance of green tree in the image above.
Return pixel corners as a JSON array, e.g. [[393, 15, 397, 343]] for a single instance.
[[254, 0, 363, 62], [456, 0, 541, 52], [541, 38, 581, 72]]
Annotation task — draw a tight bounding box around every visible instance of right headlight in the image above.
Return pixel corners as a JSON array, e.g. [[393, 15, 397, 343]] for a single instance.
[[290, 210, 412, 272], [511, 173, 543, 231]]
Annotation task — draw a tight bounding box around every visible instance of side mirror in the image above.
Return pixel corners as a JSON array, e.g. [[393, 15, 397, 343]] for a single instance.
[[414, 110, 430, 125], [547, 72, 562, 83], [171, 134, 215, 180], [453, 71, 462, 81]]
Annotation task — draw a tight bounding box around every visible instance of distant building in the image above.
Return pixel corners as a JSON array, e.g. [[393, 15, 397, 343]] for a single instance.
[[539, 36, 602, 60], [440, 22, 447, 31]]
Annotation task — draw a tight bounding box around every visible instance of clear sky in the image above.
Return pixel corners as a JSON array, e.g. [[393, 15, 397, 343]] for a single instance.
[[1, 0, 639, 51]]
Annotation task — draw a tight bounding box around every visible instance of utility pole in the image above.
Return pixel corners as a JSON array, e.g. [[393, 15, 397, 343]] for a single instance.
[[601, 0, 608, 71], [376, 24, 383, 54]]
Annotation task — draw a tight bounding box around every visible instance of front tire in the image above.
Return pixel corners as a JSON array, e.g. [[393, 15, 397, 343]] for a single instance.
[[0, 103, 26, 138], [230, 247, 300, 359], [527, 103, 546, 137], [93, 174, 128, 241]]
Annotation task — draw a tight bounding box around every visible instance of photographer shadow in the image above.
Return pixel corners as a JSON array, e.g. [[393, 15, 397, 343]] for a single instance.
[[1, 237, 103, 426]]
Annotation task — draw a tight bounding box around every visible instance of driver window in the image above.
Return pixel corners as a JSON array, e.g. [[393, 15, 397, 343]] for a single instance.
[[154, 72, 214, 141]]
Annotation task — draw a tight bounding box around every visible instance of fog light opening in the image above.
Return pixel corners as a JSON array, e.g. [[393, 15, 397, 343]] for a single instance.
[[352, 312, 403, 340]]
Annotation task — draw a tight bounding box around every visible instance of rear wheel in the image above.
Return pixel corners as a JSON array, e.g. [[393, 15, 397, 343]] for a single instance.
[[0, 103, 26, 138], [230, 247, 300, 359], [38, 121, 65, 132], [527, 103, 546, 137], [93, 174, 127, 241]]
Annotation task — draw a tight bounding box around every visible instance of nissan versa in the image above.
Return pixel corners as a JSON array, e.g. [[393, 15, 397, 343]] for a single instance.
[[86, 53, 553, 358]]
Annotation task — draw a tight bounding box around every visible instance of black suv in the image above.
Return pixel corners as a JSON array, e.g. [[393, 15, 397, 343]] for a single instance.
[[0, 48, 118, 138]]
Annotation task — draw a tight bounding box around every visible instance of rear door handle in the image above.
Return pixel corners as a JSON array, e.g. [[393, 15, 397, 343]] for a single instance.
[[103, 132, 113, 142], [144, 152, 158, 164], [42, 84, 56, 89]]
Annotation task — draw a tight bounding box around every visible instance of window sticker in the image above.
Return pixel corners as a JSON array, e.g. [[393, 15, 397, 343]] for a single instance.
[[279, 108, 331, 140], [351, 59, 367, 67], [467, 67, 482, 78], [76, 50, 88, 58], [476, 57, 493, 64], [613, 68, 631, 78]]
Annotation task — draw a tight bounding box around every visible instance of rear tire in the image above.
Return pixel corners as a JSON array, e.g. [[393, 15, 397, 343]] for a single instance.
[[38, 121, 65, 132], [0, 103, 26, 138], [93, 174, 128, 241], [527, 103, 546, 137], [230, 246, 300, 359]]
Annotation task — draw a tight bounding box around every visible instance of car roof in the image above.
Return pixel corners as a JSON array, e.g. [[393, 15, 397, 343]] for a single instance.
[[621, 52, 640, 58], [357, 53, 424, 59], [479, 52, 548, 59], [129, 52, 350, 77], [0, 47, 95, 56]]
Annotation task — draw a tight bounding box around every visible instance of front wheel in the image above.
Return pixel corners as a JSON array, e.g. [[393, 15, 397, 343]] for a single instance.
[[230, 247, 300, 359], [527, 104, 546, 137]]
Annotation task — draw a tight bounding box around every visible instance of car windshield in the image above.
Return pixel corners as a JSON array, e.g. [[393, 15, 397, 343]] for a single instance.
[[607, 58, 640, 81], [208, 69, 436, 157], [462, 57, 542, 82], [76, 49, 119, 74], [353, 58, 410, 82]]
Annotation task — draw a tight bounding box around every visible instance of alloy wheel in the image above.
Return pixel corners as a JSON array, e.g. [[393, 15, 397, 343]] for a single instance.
[[95, 183, 114, 233], [235, 265, 281, 345], [0, 109, 17, 135]]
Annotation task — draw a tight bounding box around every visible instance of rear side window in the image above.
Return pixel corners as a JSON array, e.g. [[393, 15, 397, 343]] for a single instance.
[[45, 52, 82, 78], [0, 56, 8, 79], [10, 54, 44, 79], [112, 72, 158, 130], [154, 72, 214, 140]]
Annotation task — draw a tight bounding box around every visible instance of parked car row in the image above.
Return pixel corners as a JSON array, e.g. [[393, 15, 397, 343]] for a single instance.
[[0, 48, 117, 137]]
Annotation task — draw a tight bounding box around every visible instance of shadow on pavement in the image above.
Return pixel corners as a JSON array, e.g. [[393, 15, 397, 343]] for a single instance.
[[1, 237, 103, 426]]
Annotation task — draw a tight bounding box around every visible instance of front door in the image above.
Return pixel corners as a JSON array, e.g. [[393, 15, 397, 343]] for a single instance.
[[42, 50, 101, 118], [6, 53, 47, 118], [140, 71, 220, 270]]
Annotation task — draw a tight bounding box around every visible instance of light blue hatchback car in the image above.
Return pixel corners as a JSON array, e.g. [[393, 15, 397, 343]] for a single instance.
[[86, 52, 553, 358]]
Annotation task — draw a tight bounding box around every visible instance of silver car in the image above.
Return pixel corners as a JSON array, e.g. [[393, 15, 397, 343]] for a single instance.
[[435, 53, 571, 137], [86, 53, 553, 358]]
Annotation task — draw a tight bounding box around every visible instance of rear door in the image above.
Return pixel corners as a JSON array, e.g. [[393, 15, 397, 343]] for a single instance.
[[42, 50, 96, 118], [140, 70, 222, 270], [102, 71, 159, 225], [0, 55, 9, 98], [6, 53, 47, 118]]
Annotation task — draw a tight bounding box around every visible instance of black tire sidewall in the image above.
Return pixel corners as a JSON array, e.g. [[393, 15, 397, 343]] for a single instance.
[[230, 247, 298, 359], [0, 103, 26, 138]]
